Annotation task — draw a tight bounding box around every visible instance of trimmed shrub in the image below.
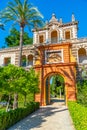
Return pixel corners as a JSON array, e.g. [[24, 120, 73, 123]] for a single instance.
[[0, 102, 40, 130], [68, 101, 87, 130]]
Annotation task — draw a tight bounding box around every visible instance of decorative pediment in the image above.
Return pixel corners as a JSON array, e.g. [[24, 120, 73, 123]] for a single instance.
[[45, 14, 62, 28], [46, 50, 63, 63], [49, 13, 58, 23]]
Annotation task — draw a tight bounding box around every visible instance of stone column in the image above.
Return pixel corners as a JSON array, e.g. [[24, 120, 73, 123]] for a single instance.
[[26, 55, 28, 66], [33, 32, 37, 44], [77, 48, 79, 63], [33, 56, 35, 66], [48, 76, 50, 104], [46, 30, 49, 43], [59, 29, 63, 41]]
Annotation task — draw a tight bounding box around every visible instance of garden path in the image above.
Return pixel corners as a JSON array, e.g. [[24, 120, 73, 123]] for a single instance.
[[8, 99, 75, 130]]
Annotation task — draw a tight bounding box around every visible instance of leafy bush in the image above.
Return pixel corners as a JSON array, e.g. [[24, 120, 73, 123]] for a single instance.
[[68, 101, 87, 130], [77, 80, 87, 106], [1, 94, 9, 102], [0, 102, 39, 130]]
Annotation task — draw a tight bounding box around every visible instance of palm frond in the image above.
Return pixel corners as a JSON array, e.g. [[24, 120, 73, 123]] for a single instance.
[[14, 0, 22, 6], [7, 6, 19, 18], [29, 7, 44, 19], [1, 0, 44, 29], [0, 23, 5, 30], [7, 1, 15, 7]]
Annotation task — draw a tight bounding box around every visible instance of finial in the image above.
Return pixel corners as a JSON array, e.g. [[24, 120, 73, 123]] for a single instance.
[[52, 13, 56, 17], [50, 13, 58, 22], [45, 20, 48, 24], [72, 13, 75, 22], [59, 18, 62, 24]]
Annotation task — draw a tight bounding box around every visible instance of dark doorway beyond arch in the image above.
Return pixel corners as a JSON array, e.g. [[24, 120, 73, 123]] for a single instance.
[[45, 74, 65, 105]]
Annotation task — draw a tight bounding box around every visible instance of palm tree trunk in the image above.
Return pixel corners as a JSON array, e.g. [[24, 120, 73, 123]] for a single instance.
[[19, 26, 24, 67], [17, 26, 24, 109]]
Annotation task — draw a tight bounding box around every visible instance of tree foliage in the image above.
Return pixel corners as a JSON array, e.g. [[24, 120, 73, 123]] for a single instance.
[[77, 66, 87, 106], [50, 75, 64, 97], [0, 23, 4, 30], [0, 65, 40, 110], [0, 14, 4, 29], [5, 28, 33, 47], [1, 0, 44, 66]]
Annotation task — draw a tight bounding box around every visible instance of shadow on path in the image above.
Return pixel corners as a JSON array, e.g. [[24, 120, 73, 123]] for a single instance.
[[8, 103, 68, 130]]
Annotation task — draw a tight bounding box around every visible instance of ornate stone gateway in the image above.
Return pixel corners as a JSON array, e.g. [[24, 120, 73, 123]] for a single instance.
[[1, 14, 86, 106], [34, 42, 76, 106]]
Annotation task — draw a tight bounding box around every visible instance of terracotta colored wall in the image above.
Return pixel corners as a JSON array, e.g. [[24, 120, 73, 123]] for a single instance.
[[34, 43, 76, 106]]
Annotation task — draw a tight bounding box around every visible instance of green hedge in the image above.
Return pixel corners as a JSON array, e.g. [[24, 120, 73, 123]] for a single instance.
[[77, 81, 87, 107], [68, 101, 87, 130], [0, 102, 40, 130]]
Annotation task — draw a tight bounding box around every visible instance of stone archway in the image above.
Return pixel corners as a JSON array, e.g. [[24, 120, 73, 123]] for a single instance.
[[22, 55, 26, 67], [35, 63, 76, 106], [45, 73, 65, 105], [34, 42, 77, 106], [28, 55, 33, 67]]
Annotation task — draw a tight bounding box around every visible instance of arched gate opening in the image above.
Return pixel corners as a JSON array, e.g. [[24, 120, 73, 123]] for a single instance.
[[45, 73, 65, 105]]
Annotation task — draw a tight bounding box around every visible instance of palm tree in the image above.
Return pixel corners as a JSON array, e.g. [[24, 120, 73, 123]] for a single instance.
[[1, 0, 43, 66], [1, 0, 43, 109], [0, 23, 4, 30], [0, 12, 4, 30]]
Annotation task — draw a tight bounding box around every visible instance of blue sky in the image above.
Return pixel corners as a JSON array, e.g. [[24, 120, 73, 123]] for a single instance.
[[0, 0, 87, 48]]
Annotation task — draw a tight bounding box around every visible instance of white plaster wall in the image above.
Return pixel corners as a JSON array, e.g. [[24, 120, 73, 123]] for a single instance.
[[59, 28, 63, 40], [0, 53, 15, 66], [46, 30, 49, 43], [72, 25, 77, 38], [63, 25, 78, 39], [33, 32, 37, 44]]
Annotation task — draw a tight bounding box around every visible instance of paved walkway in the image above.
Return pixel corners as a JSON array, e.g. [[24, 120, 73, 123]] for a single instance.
[[8, 99, 75, 130]]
